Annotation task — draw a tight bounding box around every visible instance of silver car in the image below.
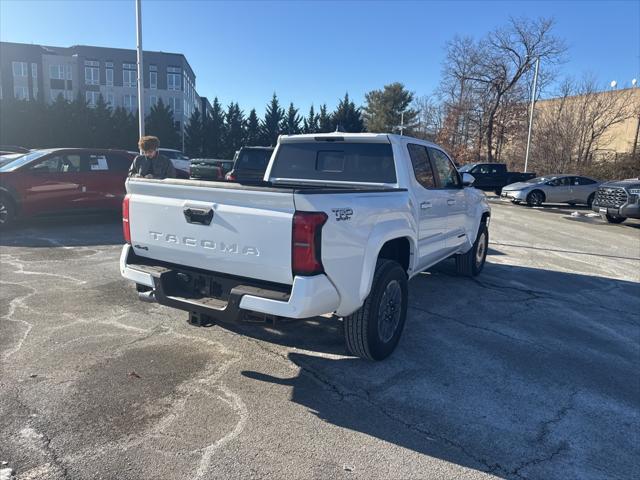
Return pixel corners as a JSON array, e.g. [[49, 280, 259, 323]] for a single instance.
[[501, 174, 601, 207]]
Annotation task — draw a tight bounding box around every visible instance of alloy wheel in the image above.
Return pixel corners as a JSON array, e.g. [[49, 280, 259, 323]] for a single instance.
[[377, 280, 402, 343]]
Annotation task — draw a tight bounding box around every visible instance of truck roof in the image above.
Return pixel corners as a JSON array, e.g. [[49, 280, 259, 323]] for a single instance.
[[278, 132, 441, 146]]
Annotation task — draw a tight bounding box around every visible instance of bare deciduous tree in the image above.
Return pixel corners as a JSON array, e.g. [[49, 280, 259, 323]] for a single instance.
[[531, 77, 637, 174], [439, 17, 565, 163]]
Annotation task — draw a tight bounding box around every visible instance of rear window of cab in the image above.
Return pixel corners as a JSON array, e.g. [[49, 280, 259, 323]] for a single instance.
[[270, 142, 396, 183]]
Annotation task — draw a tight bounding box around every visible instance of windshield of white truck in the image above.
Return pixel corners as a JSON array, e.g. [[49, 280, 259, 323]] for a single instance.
[[270, 142, 396, 183]]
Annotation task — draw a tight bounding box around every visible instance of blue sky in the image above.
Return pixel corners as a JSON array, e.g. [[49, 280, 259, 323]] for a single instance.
[[1, 0, 638, 115]]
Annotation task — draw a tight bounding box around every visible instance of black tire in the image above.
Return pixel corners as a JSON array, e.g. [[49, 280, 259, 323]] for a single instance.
[[526, 190, 545, 207], [587, 193, 595, 208], [605, 214, 626, 224], [455, 222, 489, 277], [0, 195, 16, 229], [494, 188, 502, 196], [343, 259, 408, 361]]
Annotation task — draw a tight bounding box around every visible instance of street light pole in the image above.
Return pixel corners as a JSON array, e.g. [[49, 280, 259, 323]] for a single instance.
[[135, 0, 145, 142], [524, 56, 539, 173]]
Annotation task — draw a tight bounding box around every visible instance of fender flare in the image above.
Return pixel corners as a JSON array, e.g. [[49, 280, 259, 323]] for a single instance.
[[356, 218, 417, 306]]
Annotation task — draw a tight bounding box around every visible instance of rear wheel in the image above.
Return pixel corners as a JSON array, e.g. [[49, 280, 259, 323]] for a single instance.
[[455, 222, 488, 277], [526, 190, 545, 207], [605, 214, 626, 224], [0, 195, 16, 229], [343, 259, 408, 361], [494, 188, 502, 196]]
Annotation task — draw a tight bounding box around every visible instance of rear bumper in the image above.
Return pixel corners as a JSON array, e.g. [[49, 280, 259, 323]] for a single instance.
[[119, 245, 340, 320]]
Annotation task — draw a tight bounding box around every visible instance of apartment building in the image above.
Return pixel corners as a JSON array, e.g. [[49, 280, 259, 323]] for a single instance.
[[0, 41, 201, 136]]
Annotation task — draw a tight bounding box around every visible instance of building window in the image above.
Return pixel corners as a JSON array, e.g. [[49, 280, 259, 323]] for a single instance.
[[106, 92, 115, 106], [14, 86, 29, 100], [123, 70, 136, 88], [106, 68, 113, 87], [105, 61, 114, 68], [123, 94, 137, 111], [167, 73, 180, 91], [31, 63, 38, 99], [149, 95, 157, 107], [12, 61, 28, 77], [86, 91, 99, 107], [150, 71, 157, 89], [123, 63, 136, 87], [50, 65, 65, 80], [168, 97, 181, 115], [85, 66, 99, 85]]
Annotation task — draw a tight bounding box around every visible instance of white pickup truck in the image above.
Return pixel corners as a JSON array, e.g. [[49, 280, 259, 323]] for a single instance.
[[120, 133, 490, 360]]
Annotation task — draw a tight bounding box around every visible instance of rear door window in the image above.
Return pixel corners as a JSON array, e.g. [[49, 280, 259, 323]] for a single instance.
[[87, 154, 109, 171], [575, 176, 596, 185], [270, 142, 396, 183]]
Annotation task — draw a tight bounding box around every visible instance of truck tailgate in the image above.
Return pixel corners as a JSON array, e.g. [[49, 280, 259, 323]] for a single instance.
[[126, 179, 295, 285]]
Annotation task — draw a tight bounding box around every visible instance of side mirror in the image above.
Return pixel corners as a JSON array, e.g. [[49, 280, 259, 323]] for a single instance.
[[462, 172, 475, 186]]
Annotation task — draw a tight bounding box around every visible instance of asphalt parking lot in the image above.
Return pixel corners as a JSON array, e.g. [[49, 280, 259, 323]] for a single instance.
[[1, 200, 639, 480]]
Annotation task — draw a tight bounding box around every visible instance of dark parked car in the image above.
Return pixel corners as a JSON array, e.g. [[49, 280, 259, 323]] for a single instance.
[[0, 148, 134, 228], [225, 146, 274, 181], [592, 178, 640, 224], [458, 163, 536, 195], [189, 158, 233, 181]]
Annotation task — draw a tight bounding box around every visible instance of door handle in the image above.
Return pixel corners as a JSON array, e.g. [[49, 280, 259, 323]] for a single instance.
[[420, 201, 432, 209], [184, 207, 214, 225], [447, 199, 456, 206]]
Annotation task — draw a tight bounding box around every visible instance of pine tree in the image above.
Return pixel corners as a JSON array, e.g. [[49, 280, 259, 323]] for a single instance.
[[47, 93, 74, 148], [261, 93, 285, 146], [284, 102, 302, 135], [332, 93, 365, 133], [70, 93, 91, 147], [146, 97, 180, 149], [245, 108, 262, 146], [203, 97, 225, 158], [184, 108, 203, 157], [223, 102, 245, 158], [90, 94, 113, 148], [317, 104, 333, 133], [363, 82, 417, 134], [303, 104, 318, 134]]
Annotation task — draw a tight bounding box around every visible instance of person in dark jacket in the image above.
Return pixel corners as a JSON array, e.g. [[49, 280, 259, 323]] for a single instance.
[[128, 136, 176, 179]]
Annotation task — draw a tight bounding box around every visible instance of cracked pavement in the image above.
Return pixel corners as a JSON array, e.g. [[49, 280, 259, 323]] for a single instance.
[[1, 201, 639, 480]]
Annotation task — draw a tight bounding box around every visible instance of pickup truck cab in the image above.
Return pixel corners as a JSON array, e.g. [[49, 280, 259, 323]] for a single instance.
[[458, 163, 536, 195], [121, 133, 490, 360]]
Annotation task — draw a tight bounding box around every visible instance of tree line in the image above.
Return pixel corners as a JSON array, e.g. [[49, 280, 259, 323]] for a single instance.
[[1, 16, 637, 178]]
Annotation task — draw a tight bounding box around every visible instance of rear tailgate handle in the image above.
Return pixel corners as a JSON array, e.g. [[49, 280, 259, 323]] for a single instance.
[[184, 207, 214, 225]]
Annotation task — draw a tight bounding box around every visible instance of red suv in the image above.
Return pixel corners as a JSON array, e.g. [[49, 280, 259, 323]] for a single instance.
[[0, 148, 134, 228]]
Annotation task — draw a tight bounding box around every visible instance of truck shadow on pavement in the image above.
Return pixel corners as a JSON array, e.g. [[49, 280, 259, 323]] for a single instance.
[[240, 260, 640, 479]]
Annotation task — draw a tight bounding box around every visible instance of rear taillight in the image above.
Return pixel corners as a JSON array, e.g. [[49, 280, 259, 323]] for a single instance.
[[122, 194, 131, 244], [292, 211, 327, 276], [226, 173, 236, 181]]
